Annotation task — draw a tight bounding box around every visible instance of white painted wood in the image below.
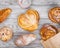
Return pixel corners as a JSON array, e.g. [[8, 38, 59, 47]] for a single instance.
[[0, 0, 60, 48]]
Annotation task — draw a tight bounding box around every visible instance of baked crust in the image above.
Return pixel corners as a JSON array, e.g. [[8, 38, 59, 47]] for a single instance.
[[0, 8, 12, 23], [40, 24, 58, 41], [0, 26, 13, 42], [15, 34, 36, 46], [18, 9, 40, 32], [48, 7, 60, 23]]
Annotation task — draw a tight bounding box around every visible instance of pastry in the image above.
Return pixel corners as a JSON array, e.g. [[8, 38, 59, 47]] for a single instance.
[[40, 24, 58, 41], [18, 9, 40, 32], [0, 26, 13, 42], [0, 8, 12, 23], [18, 0, 31, 8], [48, 7, 60, 23], [15, 34, 36, 46]]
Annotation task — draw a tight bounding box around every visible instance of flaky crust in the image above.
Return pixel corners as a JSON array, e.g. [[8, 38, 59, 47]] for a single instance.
[[40, 24, 58, 41], [48, 7, 60, 23], [18, 9, 40, 32], [0, 26, 13, 42], [14, 34, 36, 46], [0, 8, 12, 23]]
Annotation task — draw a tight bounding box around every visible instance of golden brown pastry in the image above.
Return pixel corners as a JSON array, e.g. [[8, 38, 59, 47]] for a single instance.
[[15, 34, 36, 46], [0, 26, 13, 42], [40, 24, 58, 41], [48, 7, 60, 23], [0, 8, 12, 23], [18, 9, 40, 32]]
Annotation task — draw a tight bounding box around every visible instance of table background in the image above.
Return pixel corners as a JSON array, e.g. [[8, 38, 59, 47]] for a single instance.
[[0, 0, 60, 48]]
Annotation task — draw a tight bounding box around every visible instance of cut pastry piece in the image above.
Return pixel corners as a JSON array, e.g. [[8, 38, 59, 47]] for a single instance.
[[0, 26, 13, 42], [18, 9, 40, 32], [40, 24, 58, 41], [15, 34, 36, 46], [0, 8, 12, 23], [48, 7, 60, 23]]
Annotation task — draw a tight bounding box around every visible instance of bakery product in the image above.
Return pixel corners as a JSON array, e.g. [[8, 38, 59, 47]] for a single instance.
[[48, 7, 60, 23], [15, 34, 36, 46], [18, 0, 31, 8], [40, 24, 58, 41], [18, 9, 40, 32], [0, 26, 13, 42], [0, 8, 12, 23]]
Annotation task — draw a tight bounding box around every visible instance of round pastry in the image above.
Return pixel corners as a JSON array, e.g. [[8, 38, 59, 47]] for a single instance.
[[14, 34, 36, 46], [18, 9, 40, 32], [18, 0, 31, 8], [40, 24, 58, 41], [0, 26, 13, 42], [48, 7, 60, 23], [0, 8, 12, 23]]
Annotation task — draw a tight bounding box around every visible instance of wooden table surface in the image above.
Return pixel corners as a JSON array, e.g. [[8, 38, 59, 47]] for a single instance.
[[0, 0, 60, 48]]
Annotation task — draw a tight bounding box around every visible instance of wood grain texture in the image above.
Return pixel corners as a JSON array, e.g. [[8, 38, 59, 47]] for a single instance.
[[0, 0, 60, 48]]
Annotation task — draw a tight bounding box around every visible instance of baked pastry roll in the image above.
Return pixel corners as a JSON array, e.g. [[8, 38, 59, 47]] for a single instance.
[[15, 34, 36, 46], [0, 26, 13, 42], [40, 24, 58, 41], [0, 8, 12, 23], [48, 7, 60, 23], [18, 9, 40, 32]]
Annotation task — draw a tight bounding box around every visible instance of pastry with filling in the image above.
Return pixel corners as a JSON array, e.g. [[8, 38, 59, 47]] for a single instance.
[[40, 24, 58, 41], [0, 26, 13, 42], [0, 8, 12, 23]]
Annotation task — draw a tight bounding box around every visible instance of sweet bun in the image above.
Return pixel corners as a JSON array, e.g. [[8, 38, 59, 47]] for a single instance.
[[18, 9, 40, 32], [0, 8, 12, 23], [40, 24, 58, 41], [0, 26, 13, 42], [15, 34, 36, 46], [48, 7, 60, 23]]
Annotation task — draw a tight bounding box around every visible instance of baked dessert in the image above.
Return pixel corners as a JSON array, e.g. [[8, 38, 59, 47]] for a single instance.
[[18, 9, 40, 32], [0, 8, 12, 23], [15, 34, 36, 46], [40, 24, 58, 41], [0, 26, 13, 42], [18, 0, 31, 8], [48, 7, 60, 23]]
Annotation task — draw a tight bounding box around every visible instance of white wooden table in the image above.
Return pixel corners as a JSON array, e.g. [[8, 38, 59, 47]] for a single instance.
[[0, 0, 60, 48]]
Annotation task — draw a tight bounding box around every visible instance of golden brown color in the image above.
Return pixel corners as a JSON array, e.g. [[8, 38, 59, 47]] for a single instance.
[[48, 7, 60, 23], [40, 24, 58, 41], [0, 26, 13, 42], [0, 8, 12, 23], [18, 9, 40, 32]]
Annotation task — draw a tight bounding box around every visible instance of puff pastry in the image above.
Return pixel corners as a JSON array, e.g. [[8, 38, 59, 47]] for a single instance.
[[49, 7, 60, 23], [0, 26, 13, 42], [15, 34, 36, 46], [0, 8, 12, 23], [18, 9, 40, 32], [40, 24, 58, 41]]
